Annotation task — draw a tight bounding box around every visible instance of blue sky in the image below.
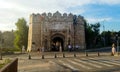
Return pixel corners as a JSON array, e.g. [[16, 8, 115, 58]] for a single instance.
[[0, 0, 120, 32], [81, 4, 120, 32]]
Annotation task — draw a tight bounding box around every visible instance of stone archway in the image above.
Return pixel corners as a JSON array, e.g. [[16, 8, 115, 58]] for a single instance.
[[51, 34, 65, 52]]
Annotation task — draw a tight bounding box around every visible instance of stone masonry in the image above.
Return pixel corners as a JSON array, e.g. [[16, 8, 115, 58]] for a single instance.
[[27, 11, 85, 52]]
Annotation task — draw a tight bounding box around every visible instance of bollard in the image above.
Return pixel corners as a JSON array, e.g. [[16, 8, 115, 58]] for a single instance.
[[74, 53, 76, 57], [55, 53, 57, 58], [42, 54, 44, 59], [63, 53, 65, 58], [0, 51, 2, 60], [98, 52, 100, 56], [0, 56, 2, 60], [28, 54, 31, 59], [86, 52, 88, 57], [0, 54, 2, 60]]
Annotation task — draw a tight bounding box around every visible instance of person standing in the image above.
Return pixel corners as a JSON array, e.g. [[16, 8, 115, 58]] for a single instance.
[[41, 46, 44, 52], [68, 44, 72, 52], [59, 45, 62, 52], [22, 45, 25, 53], [112, 43, 116, 56]]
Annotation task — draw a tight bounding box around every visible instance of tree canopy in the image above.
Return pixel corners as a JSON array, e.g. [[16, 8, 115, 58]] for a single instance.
[[2, 31, 14, 48], [14, 18, 28, 50], [85, 22, 101, 49]]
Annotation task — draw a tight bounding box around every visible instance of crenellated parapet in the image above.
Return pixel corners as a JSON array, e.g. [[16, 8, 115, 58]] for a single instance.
[[30, 11, 84, 22]]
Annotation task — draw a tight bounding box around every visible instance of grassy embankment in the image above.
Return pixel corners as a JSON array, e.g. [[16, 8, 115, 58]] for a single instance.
[[0, 59, 11, 68]]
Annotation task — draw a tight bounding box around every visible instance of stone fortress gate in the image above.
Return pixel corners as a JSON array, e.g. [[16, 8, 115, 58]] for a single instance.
[[27, 11, 85, 52]]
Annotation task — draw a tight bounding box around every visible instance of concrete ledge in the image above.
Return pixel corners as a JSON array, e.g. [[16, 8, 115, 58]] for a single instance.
[[0, 58, 18, 72]]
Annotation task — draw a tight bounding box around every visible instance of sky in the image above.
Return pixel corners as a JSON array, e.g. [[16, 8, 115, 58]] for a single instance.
[[0, 0, 120, 32]]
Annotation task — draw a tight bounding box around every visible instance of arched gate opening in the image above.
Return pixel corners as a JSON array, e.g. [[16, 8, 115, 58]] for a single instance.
[[51, 34, 65, 51]]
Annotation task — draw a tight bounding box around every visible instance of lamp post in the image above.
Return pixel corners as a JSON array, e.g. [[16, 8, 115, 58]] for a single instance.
[[102, 20, 106, 47], [0, 41, 2, 60], [116, 34, 119, 55], [73, 15, 77, 51], [0, 38, 4, 60]]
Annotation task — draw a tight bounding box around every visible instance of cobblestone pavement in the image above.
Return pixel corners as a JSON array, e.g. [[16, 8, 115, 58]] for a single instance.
[[3, 52, 120, 72]]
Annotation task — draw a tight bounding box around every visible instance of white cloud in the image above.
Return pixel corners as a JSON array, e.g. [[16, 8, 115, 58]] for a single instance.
[[0, 23, 16, 31], [0, 0, 14, 9], [0, 0, 119, 31], [86, 17, 112, 23], [99, 0, 120, 5]]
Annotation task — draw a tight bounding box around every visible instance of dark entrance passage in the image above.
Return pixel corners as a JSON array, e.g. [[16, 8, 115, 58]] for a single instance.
[[51, 37, 64, 51]]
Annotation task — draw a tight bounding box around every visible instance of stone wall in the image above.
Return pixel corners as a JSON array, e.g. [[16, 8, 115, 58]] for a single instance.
[[27, 11, 85, 52], [0, 58, 18, 72]]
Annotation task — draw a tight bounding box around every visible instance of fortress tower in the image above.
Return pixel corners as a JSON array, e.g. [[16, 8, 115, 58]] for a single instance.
[[27, 11, 85, 52]]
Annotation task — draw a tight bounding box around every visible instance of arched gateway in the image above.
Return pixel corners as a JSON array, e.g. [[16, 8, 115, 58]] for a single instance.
[[51, 33, 65, 51], [27, 11, 86, 52]]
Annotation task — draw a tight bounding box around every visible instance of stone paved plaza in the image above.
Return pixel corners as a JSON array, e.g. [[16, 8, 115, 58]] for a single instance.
[[3, 52, 120, 72]]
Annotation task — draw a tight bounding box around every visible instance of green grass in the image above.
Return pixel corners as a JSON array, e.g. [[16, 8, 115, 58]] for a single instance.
[[0, 59, 11, 68], [3, 48, 21, 52], [0, 63, 5, 68]]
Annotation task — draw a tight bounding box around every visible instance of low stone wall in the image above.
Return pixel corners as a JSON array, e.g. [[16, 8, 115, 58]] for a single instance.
[[0, 58, 18, 72]]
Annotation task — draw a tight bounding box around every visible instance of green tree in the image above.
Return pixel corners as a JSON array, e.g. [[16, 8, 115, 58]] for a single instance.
[[14, 18, 28, 50], [91, 23, 101, 48], [101, 30, 120, 47], [85, 22, 101, 49], [85, 23, 94, 49], [2, 31, 14, 48], [0, 31, 2, 41], [91, 23, 100, 36]]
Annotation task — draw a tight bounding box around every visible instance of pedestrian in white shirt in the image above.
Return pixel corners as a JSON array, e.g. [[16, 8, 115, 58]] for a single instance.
[[112, 43, 116, 56]]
